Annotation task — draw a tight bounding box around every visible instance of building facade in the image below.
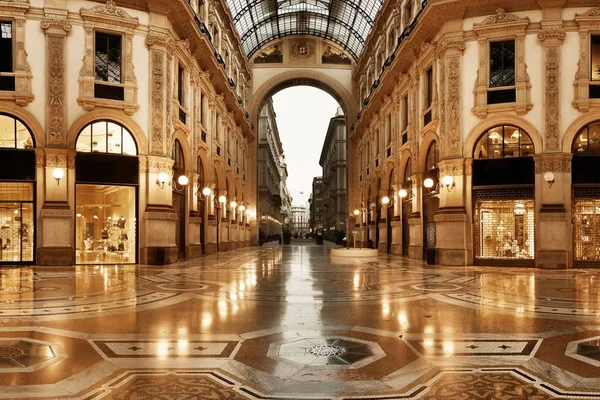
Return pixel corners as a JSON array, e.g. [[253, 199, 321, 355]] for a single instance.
[[0, 0, 255, 266], [257, 99, 289, 239], [319, 108, 347, 242], [349, 0, 600, 268], [291, 204, 309, 236], [309, 177, 324, 234]]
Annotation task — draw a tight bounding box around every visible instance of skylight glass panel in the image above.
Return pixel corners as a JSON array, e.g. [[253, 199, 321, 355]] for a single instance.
[[226, 0, 385, 58]]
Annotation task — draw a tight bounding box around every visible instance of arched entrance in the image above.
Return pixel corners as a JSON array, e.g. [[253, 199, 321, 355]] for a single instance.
[[472, 125, 535, 266], [74, 120, 139, 265], [0, 113, 36, 264], [423, 141, 439, 261], [401, 158, 412, 256], [172, 139, 186, 260], [386, 171, 393, 254]]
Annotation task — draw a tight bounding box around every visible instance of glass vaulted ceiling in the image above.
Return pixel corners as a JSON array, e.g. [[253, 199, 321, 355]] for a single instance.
[[225, 0, 384, 59]]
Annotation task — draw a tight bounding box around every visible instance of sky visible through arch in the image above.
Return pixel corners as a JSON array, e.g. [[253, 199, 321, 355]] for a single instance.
[[272, 86, 340, 207]]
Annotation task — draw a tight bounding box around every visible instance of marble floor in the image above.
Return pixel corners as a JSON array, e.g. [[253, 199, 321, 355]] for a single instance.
[[1, 243, 600, 399]]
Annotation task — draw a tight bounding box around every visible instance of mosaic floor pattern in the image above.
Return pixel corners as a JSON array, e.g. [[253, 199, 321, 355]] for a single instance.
[[2, 243, 600, 398]]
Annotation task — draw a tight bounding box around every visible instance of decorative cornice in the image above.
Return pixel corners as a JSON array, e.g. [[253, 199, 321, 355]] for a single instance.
[[80, 0, 139, 29], [474, 8, 530, 27], [575, 6, 600, 18]]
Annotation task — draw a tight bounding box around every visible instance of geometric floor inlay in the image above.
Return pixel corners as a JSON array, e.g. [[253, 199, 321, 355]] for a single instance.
[[92, 339, 239, 359], [408, 339, 539, 357], [577, 338, 600, 362], [270, 337, 381, 368], [0, 339, 57, 371]]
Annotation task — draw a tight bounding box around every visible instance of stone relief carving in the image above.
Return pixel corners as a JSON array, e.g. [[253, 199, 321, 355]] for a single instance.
[[151, 51, 165, 155], [438, 57, 446, 159], [46, 35, 66, 145], [447, 57, 461, 156], [537, 25, 564, 149], [534, 156, 571, 173], [474, 8, 529, 27], [45, 152, 67, 168]]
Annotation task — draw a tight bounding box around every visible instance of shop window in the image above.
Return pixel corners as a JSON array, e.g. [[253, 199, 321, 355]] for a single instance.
[[0, 114, 34, 149], [0, 183, 34, 263], [573, 188, 600, 262], [75, 184, 136, 265], [76, 121, 137, 156], [474, 188, 535, 263], [572, 122, 600, 155], [95, 32, 124, 101], [474, 125, 533, 159], [0, 22, 14, 91]]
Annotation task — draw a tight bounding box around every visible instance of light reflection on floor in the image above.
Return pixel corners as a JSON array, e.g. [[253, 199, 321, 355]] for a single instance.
[[1, 243, 600, 399]]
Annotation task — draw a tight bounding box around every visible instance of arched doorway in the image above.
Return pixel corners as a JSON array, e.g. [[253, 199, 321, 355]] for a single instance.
[[472, 125, 535, 266], [197, 156, 206, 253], [386, 171, 393, 254], [0, 114, 36, 264], [401, 159, 412, 255], [572, 121, 600, 265], [74, 120, 139, 264], [172, 139, 186, 260], [423, 141, 439, 260], [375, 179, 381, 249]]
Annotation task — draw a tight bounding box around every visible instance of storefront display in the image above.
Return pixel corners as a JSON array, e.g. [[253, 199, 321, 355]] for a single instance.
[[75, 184, 136, 264], [0, 183, 34, 263], [573, 196, 600, 262], [474, 198, 534, 261]]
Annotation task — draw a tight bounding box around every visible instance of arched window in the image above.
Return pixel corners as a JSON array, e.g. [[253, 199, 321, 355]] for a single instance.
[[0, 114, 34, 149], [425, 141, 438, 171], [76, 121, 137, 155], [572, 122, 600, 155], [474, 125, 533, 159], [403, 158, 412, 183], [172, 139, 185, 172]]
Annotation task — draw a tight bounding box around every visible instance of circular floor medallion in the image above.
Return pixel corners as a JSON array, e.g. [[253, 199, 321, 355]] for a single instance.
[[307, 344, 347, 357]]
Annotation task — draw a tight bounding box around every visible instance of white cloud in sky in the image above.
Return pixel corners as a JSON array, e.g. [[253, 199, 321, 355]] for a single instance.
[[271, 86, 340, 206]]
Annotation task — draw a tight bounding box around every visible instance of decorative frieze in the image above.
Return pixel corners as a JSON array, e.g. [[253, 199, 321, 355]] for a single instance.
[[534, 154, 572, 173], [147, 156, 175, 173], [45, 151, 68, 168], [446, 56, 461, 156]]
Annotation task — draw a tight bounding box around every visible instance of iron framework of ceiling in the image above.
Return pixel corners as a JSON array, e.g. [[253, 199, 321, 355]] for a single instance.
[[224, 0, 383, 59]]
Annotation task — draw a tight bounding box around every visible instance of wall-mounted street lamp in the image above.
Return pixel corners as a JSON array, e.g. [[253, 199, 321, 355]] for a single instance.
[[218, 194, 227, 204], [156, 172, 190, 191], [399, 189, 408, 198], [544, 171, 555, 189], [441, 175, 455, 192], [423, 175, 455, 193], [53, 167, 65, 185]]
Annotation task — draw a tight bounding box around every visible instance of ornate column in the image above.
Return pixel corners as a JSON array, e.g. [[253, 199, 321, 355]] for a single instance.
[[433, 34, 469, 266], [534, 154, 572, 269], [141, 32, 179, 264], [37, 11, 72, 265], [188, 172, 202, 258]]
